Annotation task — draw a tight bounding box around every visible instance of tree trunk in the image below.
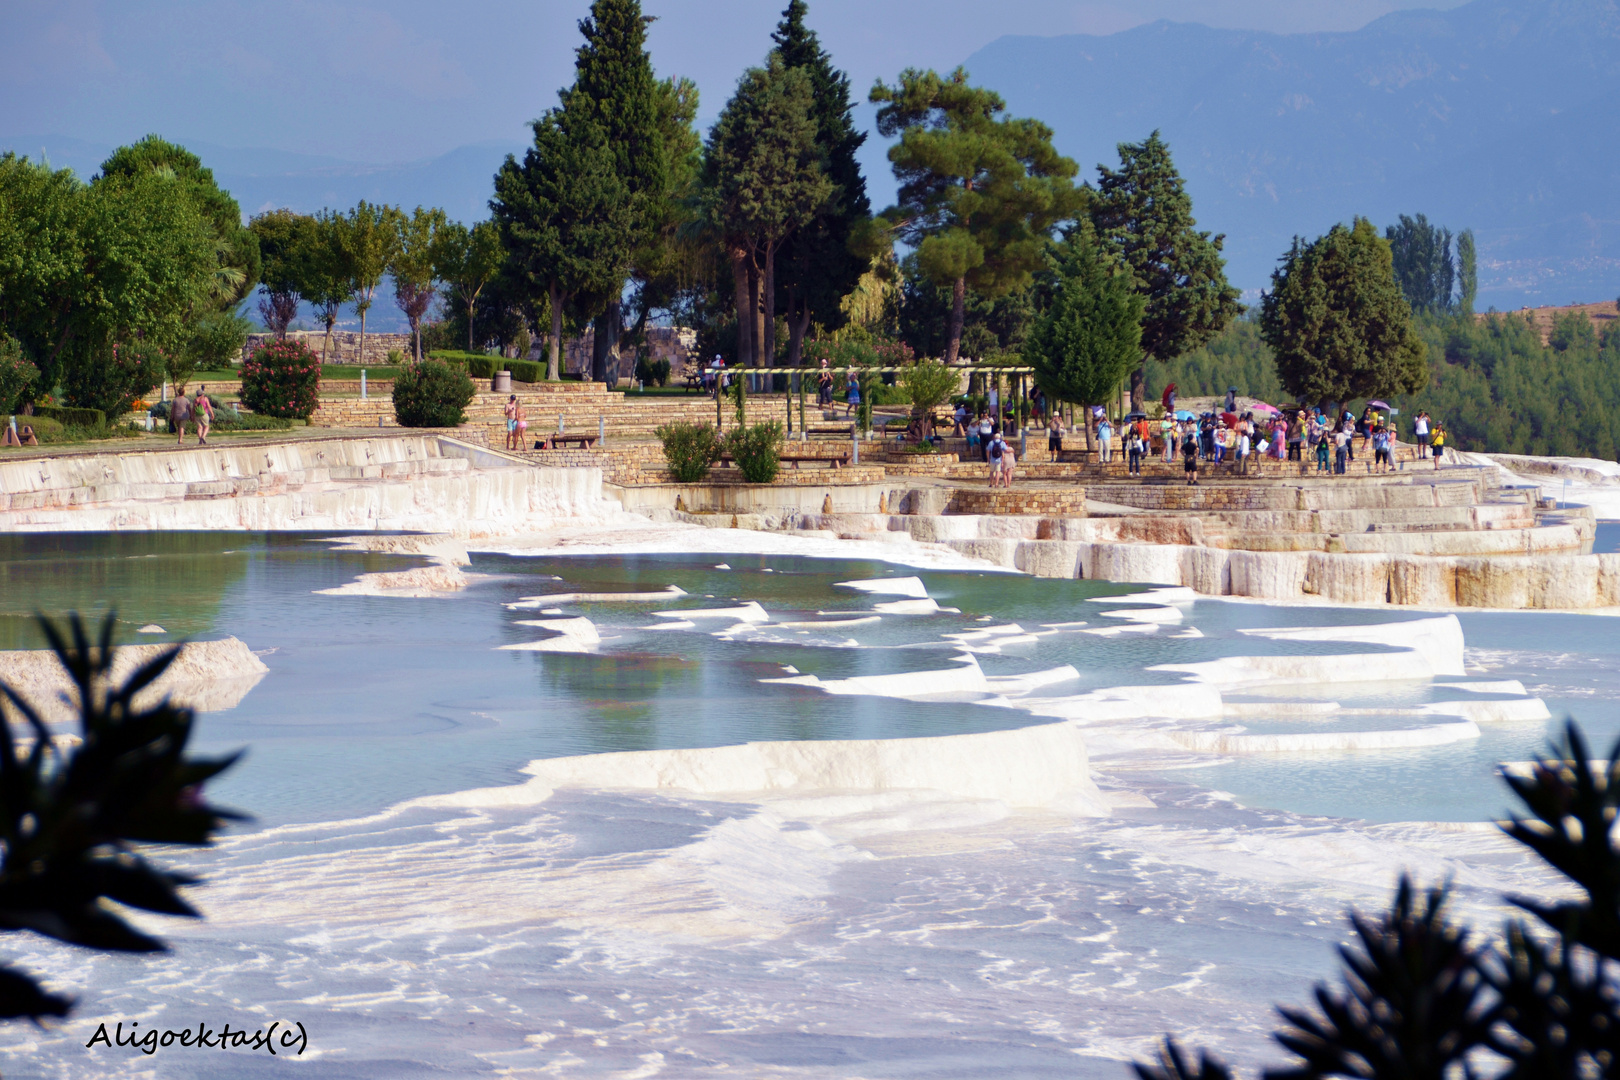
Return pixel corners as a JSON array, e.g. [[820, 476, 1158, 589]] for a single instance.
[[358, 306, 367, 369], [787, 292, 810, 369], [547, 283, 564, 381], [747, 259, 763, 366], [322, 314, 334, 363], [1083, 405, 1095, 453], [467, 300, 476, 353], [591, 302, 621, 385], [762, 242, 778, 370], [412, 317, 421, 362], [944, 277, 966, 364], [731, 248, 752, 368], [1129, 361, 1145, 414]]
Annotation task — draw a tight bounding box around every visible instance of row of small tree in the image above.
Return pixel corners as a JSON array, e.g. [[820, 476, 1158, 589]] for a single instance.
[[248, 203, 503, 365]]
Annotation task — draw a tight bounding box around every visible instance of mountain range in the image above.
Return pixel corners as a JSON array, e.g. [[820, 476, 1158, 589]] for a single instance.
[[6, 0, 1616, 311], [964, 0, 1620, 307]]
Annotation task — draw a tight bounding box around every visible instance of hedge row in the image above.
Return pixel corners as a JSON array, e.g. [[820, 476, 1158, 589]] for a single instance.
[[33, 405, 106, 427], [428, 351, 571, 384]]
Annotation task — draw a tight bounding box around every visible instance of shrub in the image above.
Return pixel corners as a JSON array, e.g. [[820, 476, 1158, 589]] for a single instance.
[[209, 404, 292, 431], [61, 340, 162, 418], [34, 405, 106, 428], [635, 355, 671, 387], [0, 337, 39, 414], [386, 348, 406, 365], [726, 421, 783, 484], [13, 415, 63, 441], [655, 421, 723, 483], [392, 358, 476, 427], [508, 358, 543, 383], [241, 339, 322, 419]]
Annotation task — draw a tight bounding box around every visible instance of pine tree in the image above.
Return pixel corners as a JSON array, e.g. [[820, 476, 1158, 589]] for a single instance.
[[1024, 225, 1144, 416], [567, 0, 667, 384], [704, 57, 833, 368], [771, 0, 872, 367], [872, 67, 1081, 364], [1090, 131, 1241, 411], [492, 104, 630, 380], [1260, 218, 1428, 408]]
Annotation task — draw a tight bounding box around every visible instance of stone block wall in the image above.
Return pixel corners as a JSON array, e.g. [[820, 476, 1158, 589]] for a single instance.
[[242, 331, 413, 365]]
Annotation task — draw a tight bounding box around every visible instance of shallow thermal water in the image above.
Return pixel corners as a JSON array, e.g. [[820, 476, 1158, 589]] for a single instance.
[[0, 532, 1605, 1078]]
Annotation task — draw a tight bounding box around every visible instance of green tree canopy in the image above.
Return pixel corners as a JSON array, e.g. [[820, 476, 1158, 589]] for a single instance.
[[703, 55, 833, 367], [568, 0, 668, 383], [493, 102, 630, 379], [1090, 131, 1240, 410], [1386, 212, 1456, 314], [0, 152, 217, 400], [433, 220, 505, 354], [389, 205, 447, 361], [248, 209, 311, 339], [771, 0, 873, 367], [1024, 226, 1144, 409], [335, 200, 403, 366], [871, 67, 1081, 364], [302, 212, 355, 362], [1260, 217, 1428, 408], [98, 135, 260, 309], [1456, 229, 1478, 315]]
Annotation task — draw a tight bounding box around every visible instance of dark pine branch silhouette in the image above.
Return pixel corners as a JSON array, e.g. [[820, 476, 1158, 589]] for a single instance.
[[1132, 719, 1620, 1079], [0, 613, 245, 1021]]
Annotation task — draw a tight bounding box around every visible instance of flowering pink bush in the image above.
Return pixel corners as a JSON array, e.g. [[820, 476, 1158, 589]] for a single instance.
[[241, 340, 321, 419]]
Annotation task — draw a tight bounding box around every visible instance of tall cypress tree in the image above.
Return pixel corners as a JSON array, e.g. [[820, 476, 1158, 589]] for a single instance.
[[1386, 213, 1455, 314], [771, 0, 871, 367], [567, 0, 667, 384], [1456, 229, 1477, 315], [1091, 131, 1240, 411]]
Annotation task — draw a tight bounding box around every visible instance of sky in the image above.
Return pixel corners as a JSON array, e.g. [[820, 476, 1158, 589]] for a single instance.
[[3, 0, 1470, 167]]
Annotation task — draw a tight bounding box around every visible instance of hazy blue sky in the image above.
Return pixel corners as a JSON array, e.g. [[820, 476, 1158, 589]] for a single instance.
[[4, 0, 1468, 165]]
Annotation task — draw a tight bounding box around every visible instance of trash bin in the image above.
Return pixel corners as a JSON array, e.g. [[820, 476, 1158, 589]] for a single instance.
[[493, 371, 512, 393]]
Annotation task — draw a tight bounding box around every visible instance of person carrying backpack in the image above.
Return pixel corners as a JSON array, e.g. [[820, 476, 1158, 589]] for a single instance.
[[986, 429, 1006, 487]]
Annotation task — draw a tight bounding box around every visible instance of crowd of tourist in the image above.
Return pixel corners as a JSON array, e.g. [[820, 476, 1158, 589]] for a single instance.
[[946, 395, 1450, 487]]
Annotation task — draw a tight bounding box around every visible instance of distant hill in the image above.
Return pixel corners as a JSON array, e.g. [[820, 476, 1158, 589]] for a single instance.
[[964, 0, 1620, 307]]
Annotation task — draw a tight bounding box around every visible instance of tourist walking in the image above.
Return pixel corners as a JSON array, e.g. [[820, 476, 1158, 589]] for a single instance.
[[1046, 413, 1063, 463], [194, 385, 214, 445], [1432, 423, 1446, 468], [817, 361, 833, 407], [514, 398, 528, 449], [170, 388, 193, 445], [1414, 410, 1430, 451], [1127, 427, 1144, 476], [1182, 431, 1199, 485], [1160, 414, 1176, 463], [1334, 425, 1351, 474], [504, 394, 519, 450], [986, 429, 1007, 487], [1097, 415, 1113, 465], [978, 413, 994, 461], [1236, 425, 1251, 474], [845, 372, 861, 417]]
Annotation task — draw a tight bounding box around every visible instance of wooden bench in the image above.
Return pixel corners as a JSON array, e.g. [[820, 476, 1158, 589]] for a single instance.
[[804, 423, 855, 440], [718, 450, 852, 470], [536, 434, 598, 450], [682, 372, 704, 393]]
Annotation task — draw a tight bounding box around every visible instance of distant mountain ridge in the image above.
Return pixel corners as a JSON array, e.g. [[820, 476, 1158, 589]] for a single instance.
[[964, 0, 1620, 306]]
